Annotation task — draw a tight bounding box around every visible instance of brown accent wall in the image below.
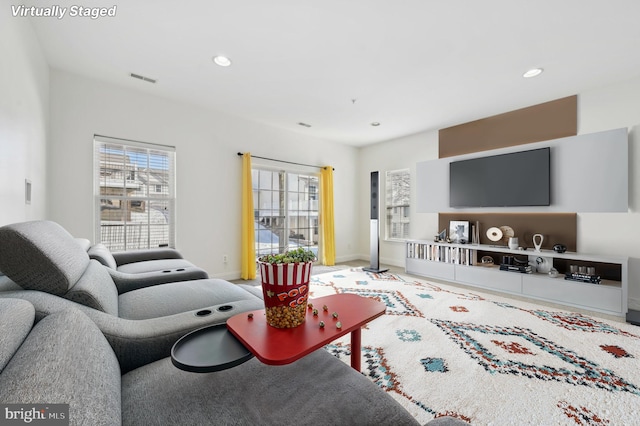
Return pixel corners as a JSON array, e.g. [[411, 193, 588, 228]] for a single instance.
[[434, 98, 580, 257], [438, 96, 577, 158], [438, 212, 577, 252]]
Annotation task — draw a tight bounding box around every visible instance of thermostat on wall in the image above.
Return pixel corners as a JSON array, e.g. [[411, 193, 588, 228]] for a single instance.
[[25, 179, 31, 205]]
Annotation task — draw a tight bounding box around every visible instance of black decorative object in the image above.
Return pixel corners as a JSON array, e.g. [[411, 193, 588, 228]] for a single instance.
[[499, 264, 533, 274], [364, 171, 388, 273], [565, 272, 601, 284], [553, 244, 567, 253]]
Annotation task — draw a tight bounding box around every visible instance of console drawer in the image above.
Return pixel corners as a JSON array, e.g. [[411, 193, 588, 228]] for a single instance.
[[455, 265, 522, 293], [522, 275, 623, 314], [406, 259, 455, 281]]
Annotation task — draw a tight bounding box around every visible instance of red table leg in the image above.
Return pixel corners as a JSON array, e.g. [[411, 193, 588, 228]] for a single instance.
[[351, 327, 361, 371]]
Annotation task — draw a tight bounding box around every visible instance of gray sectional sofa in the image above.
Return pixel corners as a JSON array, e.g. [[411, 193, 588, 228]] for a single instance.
[[86, 242, 211, 291], [0, 220, 468, 425], [0, 298, 424, 425], [0, 220, 265, 372]]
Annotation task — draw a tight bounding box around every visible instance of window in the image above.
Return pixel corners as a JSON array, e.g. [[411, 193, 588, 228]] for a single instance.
[[252, 167, 319, 261], [94, 136, 176, 251], [385, 169, 410, 240]]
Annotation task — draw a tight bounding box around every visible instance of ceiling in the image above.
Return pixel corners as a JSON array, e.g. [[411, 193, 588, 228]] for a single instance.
[[28, 0, 640, 146]]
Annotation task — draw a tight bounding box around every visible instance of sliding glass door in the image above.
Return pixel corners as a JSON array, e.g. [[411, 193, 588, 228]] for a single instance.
[[252, 168, 319, 261]]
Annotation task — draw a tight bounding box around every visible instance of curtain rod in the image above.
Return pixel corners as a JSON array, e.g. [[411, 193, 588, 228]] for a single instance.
[[237, 152, 334, 170]]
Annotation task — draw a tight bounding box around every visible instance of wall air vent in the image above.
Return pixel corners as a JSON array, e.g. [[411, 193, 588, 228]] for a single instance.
[[130, 73, 157, 84]]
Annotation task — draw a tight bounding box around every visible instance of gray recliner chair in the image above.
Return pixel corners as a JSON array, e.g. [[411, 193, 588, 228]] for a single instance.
[[0, 298, 429, 426], [86, 242, 210, 292], [0, 220, 264, 372]]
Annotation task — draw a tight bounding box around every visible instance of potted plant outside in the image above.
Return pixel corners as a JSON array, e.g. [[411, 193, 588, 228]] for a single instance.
[[258, 247, 316, 328]]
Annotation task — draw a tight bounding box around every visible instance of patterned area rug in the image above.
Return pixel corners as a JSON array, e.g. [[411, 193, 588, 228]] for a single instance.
[[232, 264, 348, 286], [309, 268, 640, 425]]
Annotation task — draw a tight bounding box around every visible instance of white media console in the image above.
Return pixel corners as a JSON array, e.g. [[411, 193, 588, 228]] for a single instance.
[[405, 240, 628, 317]]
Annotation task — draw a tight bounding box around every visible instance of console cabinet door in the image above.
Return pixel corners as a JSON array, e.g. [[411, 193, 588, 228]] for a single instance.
[[455, 265, 522, 293], [406, 259, 455, 281], [522, 275, 623, 315]]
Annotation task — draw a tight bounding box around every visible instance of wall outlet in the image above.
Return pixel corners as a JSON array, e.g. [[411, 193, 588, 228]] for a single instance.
[[223, 255, 228, 264]]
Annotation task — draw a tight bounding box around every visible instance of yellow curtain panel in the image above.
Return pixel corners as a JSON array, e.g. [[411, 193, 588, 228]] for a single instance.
[[241, 153, 256, 280], [320, 166, 336, 266]]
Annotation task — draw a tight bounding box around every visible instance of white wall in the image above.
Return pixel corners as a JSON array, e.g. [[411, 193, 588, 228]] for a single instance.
[[0, 2, 49, 225], [4, 1, 639, 308], [578, 77, 640, 311], [48, 69, 360, 279], [356, 131, 439, 267], [416, 128, 629, 213], [358, 74, 640, 310]]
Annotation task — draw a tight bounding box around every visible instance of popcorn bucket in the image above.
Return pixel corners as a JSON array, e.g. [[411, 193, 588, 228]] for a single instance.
[[259, 261, 312, 328]]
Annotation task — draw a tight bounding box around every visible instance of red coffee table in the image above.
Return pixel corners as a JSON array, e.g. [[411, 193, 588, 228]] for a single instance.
[[227, 293, 385, 371]]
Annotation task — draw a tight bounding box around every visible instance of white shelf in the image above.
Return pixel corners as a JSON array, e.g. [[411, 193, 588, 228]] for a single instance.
[[405, 240, 628, 317], [415, 241, 627, 264]]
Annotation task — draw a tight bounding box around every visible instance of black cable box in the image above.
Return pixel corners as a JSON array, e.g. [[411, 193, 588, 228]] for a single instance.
[[564, 272, 601, 284]]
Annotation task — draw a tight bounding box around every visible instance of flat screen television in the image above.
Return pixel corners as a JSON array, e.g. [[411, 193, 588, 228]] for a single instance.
[[449, 147, 550, 208]]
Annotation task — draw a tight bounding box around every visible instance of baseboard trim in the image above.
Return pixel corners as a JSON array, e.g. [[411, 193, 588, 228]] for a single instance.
[[628, 297, 640, 312], [210, 270, 242, 281], [626, 309, 640, 326]]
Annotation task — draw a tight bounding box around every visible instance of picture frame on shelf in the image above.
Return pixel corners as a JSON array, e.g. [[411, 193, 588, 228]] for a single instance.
[[449, 220, 470, 244]]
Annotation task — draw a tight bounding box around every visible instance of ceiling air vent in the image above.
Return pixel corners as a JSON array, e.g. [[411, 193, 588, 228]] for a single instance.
[[130, 73, 157, 84]]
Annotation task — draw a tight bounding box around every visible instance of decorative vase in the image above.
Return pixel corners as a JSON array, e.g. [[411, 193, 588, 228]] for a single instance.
[[535, 256, 551, 274], [533, 234, 544, 252], [508, 237, 519, 250], [473, 221, 480, 244], [259, 261, 312, 328]]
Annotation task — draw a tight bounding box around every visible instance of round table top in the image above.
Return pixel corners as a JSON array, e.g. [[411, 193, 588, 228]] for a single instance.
[[171, 323, 254, 373]]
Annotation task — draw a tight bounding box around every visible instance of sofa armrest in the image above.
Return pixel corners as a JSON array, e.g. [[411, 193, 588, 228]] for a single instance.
[[0, 291, 264, 374], [112, 248, 184, 266], [108, 267, 210, 294], [86, 298, 264, 373]]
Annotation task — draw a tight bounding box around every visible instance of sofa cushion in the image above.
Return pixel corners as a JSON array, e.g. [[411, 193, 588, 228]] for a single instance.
[[111, 248, 183, 265], [121, 349, 420, 426], [235, 283, 264, 299], [87, 243, 118, 270], [65, 260, 119, 316], [0, 299, 35, 371], [0, 305, 121, 425], [116, 258, 196, 274], [0, 221, 90, 296], [117, 279, 261, 320]]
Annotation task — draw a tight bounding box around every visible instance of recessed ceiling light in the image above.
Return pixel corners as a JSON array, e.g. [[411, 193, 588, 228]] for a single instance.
[[213, 56, 232, 67], [523, 68, 543, 78], [371, 122, 381, 127]]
